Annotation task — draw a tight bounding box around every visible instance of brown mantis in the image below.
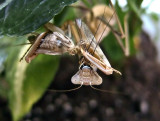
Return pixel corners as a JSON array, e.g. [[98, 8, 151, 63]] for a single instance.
[[19, 0, 129, 92]]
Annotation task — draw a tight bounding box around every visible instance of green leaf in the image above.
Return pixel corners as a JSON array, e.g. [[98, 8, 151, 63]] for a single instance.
[[54, 6, 77, 26], [150, 12, 159, 22], [81, 0, 92, 8], [2, 36, 59, 121], [0, 0, 78, 36], [0, 36, 11, 98], [127, 0, 142, 18], [101, 33, 125, 63]]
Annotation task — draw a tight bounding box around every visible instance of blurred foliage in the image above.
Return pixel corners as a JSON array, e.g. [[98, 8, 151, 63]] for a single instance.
[[0, 0, 78, 35], [54, 6, 77, 26], [100, 0, 143, 65], [0, 0, 152, 121], [150, 12, 159, 21], [0, 36, 60, 121]]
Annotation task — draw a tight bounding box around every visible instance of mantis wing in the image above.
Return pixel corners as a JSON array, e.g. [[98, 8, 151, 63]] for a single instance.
[[75, 19, 111, 67]]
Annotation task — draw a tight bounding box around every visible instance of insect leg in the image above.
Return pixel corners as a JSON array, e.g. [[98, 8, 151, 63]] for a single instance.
[[69, 20, 80, 43], [25, 32, 47, 63], [124, 14, 129, 56], [109, 0, 129, 56], [19, 44, 33, 62], [44, 22, 65, 35]]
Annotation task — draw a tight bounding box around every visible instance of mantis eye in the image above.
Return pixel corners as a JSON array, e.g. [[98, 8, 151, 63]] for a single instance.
[[28, 35, 37, 43], [56, 40, 62, 47]]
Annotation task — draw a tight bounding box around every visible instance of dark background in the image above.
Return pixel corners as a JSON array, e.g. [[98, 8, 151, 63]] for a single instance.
[[1, 31, 159, 121]]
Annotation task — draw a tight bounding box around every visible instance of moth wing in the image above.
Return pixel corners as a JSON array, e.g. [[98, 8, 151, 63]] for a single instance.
[[71, 70, 81, 85], [71, 69, 102, 85], [90, 70, 103, 85]]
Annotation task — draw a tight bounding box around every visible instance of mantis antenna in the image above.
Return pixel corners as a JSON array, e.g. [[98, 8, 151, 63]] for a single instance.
[[92, 10, 116, 55], [86, 5, 107, 52], [85, 3, 116, 54], [90, 82, 127, 95], [47, 81, 83, 93]]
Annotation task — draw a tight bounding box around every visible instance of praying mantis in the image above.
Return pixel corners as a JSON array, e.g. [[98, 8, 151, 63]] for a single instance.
[[19, 0, 129, 90]]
